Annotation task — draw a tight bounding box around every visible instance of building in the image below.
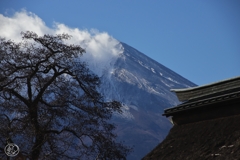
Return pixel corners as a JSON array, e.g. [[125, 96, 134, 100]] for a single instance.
[[143, 76, 240, 160]]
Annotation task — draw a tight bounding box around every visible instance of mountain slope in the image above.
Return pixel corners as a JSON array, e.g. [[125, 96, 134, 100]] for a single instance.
[[99, 42, 196, 159]]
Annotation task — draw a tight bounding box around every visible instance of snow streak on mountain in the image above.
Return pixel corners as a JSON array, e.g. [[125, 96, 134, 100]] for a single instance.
[[98, 42, 196, 160]]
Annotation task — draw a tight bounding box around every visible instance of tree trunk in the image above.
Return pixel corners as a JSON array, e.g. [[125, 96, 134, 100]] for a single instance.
[[31, 133, 44, 160], [29, 105, 43, 160]]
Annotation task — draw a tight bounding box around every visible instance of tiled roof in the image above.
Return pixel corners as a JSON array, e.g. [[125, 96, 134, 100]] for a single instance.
[[163, 76, 240, 116], [171, 76, 240, 102], [163, 90, 240, 117]]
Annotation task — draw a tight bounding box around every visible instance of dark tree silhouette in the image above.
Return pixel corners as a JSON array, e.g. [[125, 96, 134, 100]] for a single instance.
[[0, 31, 131, 160]]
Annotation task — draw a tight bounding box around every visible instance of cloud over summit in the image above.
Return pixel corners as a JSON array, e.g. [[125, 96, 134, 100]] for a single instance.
[[0, 10, 123, 76]]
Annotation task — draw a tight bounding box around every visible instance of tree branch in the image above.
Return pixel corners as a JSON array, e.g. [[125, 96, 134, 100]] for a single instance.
[[7, 89, 29, 107]]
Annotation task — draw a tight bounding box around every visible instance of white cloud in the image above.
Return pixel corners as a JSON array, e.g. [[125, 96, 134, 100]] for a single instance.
[[0, 10, 52, 41], [0, 10, 123, 77]]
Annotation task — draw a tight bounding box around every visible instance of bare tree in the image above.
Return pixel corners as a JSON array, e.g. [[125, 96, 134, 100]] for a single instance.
[[0, 31, 131, 160]]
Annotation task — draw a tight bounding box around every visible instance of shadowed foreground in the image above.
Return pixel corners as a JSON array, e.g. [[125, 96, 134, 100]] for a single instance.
[[143, 114, 240, 160]]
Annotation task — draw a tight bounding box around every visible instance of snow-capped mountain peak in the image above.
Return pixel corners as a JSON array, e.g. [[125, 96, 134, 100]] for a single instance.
[[97, 42, 196, 159]]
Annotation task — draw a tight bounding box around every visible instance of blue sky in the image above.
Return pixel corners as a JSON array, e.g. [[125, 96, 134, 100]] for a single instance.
[[0, 0, 239, 85]]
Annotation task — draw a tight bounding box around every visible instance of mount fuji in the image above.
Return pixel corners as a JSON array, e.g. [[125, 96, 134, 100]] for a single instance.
[[96, 42, 196, 159]]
